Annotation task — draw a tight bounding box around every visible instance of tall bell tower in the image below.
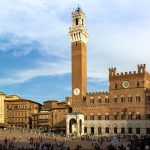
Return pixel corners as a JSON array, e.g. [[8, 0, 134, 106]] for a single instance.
[[69, 7, 88, 103]]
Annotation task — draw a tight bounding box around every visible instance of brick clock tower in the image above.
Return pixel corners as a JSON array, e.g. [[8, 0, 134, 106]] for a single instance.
[[69, 7, 88, 104]]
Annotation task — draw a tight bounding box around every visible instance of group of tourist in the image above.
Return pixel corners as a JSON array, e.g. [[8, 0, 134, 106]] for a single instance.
[[107, 135, 150, 150], [0, 136, 71, 150], [0, 128, 150, 149]]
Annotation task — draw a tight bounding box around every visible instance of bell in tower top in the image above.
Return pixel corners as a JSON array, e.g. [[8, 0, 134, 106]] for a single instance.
[[75, 5, 83, 13], [71, 6, 86, 27], [69, 6, 88, 43]]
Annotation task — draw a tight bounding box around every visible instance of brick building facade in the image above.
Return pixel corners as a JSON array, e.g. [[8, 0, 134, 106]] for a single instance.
[[66, 7, 150, 137], [32, 100, 71, 133], [5, 99, 41, 128]]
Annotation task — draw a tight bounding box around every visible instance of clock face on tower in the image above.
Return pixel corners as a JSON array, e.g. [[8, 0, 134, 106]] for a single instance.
[[122, 81, 129, 88], [73, 88, 80, 96]]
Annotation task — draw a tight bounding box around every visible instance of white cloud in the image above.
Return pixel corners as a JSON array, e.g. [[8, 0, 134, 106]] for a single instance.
[[0, 60, 71, 85], [1, 0, 150, 85]]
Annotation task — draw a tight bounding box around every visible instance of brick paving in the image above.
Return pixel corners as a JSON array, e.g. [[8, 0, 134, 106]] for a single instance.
[[0, 129, 128, 149]]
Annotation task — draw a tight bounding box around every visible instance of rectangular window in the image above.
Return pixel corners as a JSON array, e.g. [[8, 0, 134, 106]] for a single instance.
[[114, 127, 117, 134], [128, 97, 132, 102], [84, 127, 87, 133], [98, 127, 101, 135], [105, 115, 109, 120], [90, 115, 94, 120], [136, 114, 141, 120], [146, 96, 150, 102], [128, 128, 132, 134], [137, 81, 140, 87], [98, 99, 101, 103], [136, 128, 140, 134], [98, 115, 102, 120], [146, 114, 150, 120], [90, 99, 94, 104], [146, 128, 150, 134], [105, 127, 109, 133], [82, 96, 86, 102], [128, 114, 132, 120], [115, 83, 117, 89], [136, 96, 141, 102], [121, 97, 125, 103], [84, 115, 87, 120], [114, 98, 118, 103], [114, 115, 118, 120], [121, 128, 125, 134]]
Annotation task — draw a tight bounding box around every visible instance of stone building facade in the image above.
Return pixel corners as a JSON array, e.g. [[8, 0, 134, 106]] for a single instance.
[[5, 99, 41, 128], [0, 92, 20, 126], [66, 7, 150, 137]]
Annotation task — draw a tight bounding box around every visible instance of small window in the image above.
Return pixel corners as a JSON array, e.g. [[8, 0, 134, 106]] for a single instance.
[[91, 127, 94, 135], [76, 18, 78, 25], [98, 127, 101, 135], [115, 83, 117, 89], [83, 96, 86, 102], [146, 96, 150, 102], [128, 96, 132, 102], [128, 113, 132, 120], [105, 114, 109, 120], [121, 127, 125, 134], [137, 81, 140, 87], [114, 98, 118, 103], [114, 127, 117, 134], [105, 127, 109, 133], [136, 95, 141, 102], [84, 115, 87, 120], [84, 127, 87, 133], [105, 97, 109, 103], [121, 113, 126, 120], [98, 97, 101, 103], [128, 127, 132, 134], [136, 114, 141, 120], [121, 96, 125, 103], [146, 114, 150, 120], [90, 97, 94, 104], [98, 114, 102, 120], [146, 128, 150, 134], [136, 128, 140, 134], [90, 115, 94, 120], [114, 113, 118, 120]]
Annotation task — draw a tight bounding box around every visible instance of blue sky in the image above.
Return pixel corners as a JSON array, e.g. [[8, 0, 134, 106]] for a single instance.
[[1, 0, 150, 103]]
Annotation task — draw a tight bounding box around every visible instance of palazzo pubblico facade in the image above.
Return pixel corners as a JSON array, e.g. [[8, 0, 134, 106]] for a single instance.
[[66, 7, 150, 137]]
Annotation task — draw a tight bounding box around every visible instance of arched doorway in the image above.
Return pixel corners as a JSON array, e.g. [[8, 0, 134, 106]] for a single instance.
[[69, 118, 77, 134], [79, 119, 82, 135], [84, 127, 87, 133], [98, 127, 101, 135], [91, 127, 94, 135]]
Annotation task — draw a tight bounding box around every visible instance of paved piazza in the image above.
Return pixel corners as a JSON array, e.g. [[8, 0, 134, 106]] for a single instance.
[[0, 129, 129, 150]]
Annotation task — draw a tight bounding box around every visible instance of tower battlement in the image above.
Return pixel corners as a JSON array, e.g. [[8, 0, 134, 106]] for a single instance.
[[137, 64, 146, 73], [109, 67, 117, 76], [109, 64, 147, 78], [86, 91, 109, 96]]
